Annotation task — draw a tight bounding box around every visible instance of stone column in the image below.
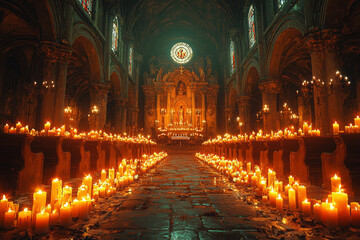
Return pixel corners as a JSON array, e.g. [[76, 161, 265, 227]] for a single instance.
[[201, 92, 206, 123], [190, 84, 196, 125], [90, 83, 110, 130], [166, 89, 171, 126], [259, 80, 280, 132], [143, 87, 156, 134], [114, 98, 127, 132], [156, 92, 160, 123], [237, 96, 252, 133], [305, 29, 341, 133]]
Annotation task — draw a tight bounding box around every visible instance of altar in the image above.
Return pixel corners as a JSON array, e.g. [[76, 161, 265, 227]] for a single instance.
[[143, 60, 219, 140]]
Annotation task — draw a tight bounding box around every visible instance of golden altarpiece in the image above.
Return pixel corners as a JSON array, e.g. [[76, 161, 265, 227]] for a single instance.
[[143, 66, 218, 140]]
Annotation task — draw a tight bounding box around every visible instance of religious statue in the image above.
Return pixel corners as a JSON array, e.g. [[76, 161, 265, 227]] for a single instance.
[[149, 56, 157, 76], [179, 106, 184, 125], [177, 81, 186, 95], [199, 67, 205, 81], [156, 67, 163, 82], [206, 56, 212, 76]]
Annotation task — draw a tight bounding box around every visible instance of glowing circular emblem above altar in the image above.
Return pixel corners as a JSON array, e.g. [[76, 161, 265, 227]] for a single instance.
[[170, 42, 193, 64]]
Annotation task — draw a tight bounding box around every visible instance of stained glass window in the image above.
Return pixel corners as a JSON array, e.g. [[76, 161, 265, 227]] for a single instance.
[[112, 17, 119, 52], [170, 42, 193, 64], [230, 40, 235, 74], [128, 46, 133, 76], [78, 0, 92, 16], [278, 0, 286, 9], [248, 5, 256, 48]]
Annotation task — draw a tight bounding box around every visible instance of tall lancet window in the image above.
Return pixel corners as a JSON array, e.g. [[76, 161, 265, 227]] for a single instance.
[[128, 46, 133, 76], [248, 5, 256, 48], [230, 40, 236, 74], [278, 0, 286, 9], [112, 17, 119, 53], [79, 0, 92, 16]]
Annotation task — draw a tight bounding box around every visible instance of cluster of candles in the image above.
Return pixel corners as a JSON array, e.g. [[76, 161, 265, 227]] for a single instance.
[[195, 153, 360, 228], [3, 122, 156, 144], [333, 116, 360, 134], [0, 152, 167, 234]]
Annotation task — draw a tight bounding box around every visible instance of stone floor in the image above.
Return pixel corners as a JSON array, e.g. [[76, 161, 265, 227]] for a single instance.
[[5, 151, 360, 239]]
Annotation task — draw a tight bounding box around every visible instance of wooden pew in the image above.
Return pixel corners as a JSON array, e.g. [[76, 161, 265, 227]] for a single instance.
[[0, 135, 43, 194], [260, 140, 282, 171], [84, 140, 104, 172], [247, 141, 267, 166], [290, 136, 336, 185], [321, 133, 360, 196], [101, 141, 117, 169], [273, 139, 300, 180], [31, 136, 71, 184], [62, 139, 90, 178]]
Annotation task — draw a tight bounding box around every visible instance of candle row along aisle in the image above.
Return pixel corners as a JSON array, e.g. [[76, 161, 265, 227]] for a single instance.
[[333, 116, 360, 134], [3, 122, 156, 144], [195, 153, 360, 229], [0, 152, 167, 234]]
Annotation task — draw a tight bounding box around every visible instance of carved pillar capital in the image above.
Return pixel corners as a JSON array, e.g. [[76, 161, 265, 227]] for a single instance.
[[305, 29, 341, 53], [91, 82, 110, 96], [237, 96, 252, 107], [39, 41, 72, 63], [259, 80, 281, 94]]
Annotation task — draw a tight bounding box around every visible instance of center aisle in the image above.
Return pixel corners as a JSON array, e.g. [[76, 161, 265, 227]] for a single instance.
[[67, 153, 271, 239]]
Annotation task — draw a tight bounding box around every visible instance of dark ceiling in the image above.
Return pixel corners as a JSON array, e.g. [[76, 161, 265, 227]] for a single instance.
[[117, 0, 243, 57]]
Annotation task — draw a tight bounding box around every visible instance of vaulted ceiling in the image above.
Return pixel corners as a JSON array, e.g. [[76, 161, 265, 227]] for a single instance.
[[117, 0, 243, 56]]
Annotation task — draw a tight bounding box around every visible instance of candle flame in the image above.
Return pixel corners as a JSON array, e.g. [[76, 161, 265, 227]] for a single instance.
[[24, 208, 28, 212], [277, 194, 281, 199], [330, 203, 335, 210], [63, 202, 69, 207], [52, 210, 56, 214], [53, 178, 59, 182], [339, 184, 342, 193], [334, 174, 338, 179], [326, 199, 328, 203], [304, 199, 308, 203], [2, 195, 6, 200]]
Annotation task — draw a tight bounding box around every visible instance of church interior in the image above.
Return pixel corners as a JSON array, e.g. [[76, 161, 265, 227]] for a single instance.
[[1, 0, 360, 239]]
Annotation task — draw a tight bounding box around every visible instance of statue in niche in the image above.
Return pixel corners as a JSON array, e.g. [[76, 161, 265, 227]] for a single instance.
[[156, 67, 163, 82], [177, 81, 186, 95], [149, 56, 158, 76], [199, 67, 205, 81], [179, 106, 184, 125], [206, 56, 212, 76]]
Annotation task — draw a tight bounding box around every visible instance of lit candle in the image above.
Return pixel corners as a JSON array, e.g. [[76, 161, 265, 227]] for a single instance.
[[33, 190, 47, 218], [18, 208, 32, 230], [44, 121, 51, 132], [62, 186, 72, 204], [331, 174, 341, 193], [0, 195, 8, 227], [118, 165, 124, 177], [276, 194, 283, 211], [109, 168, 115, 180], [78, 198, 89, 220], [16, 122, 22, 133], [262, 196, 268, 203], [101, 169, 107, 182], [4, 124, 9, 133], [333, 121, 339, 135], [51, 178, 62, 208], [288, 188, 296, 211], [352, 207, 360, 227], [4, 208, 15, 229], [332, 185, 348, 227], [49, 210, 59, 226], [355, 116, 360, 127], [82, 175, 92, 197], [297, 185, 307, 210], [314, 203, 322, 222], [321, 200, 331, 223], [302, 199, 311, 217], [59, 202, 72, 227], [71, 199, 79, 218], [246, 162, 251, 173], [35, 210, 49, 234], [288, 175, 294, 186], [269, 188, 277, 206], [327, 204, 338, 228]]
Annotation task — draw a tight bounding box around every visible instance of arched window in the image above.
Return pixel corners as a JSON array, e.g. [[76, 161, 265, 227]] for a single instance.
[[128, 46, 133, 76], [230, 40, 235, 74], [112, 17, 119, 52], [278, 0, 286, 9], [79, 0, 92, 16], [248, 5, 256, 48]]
